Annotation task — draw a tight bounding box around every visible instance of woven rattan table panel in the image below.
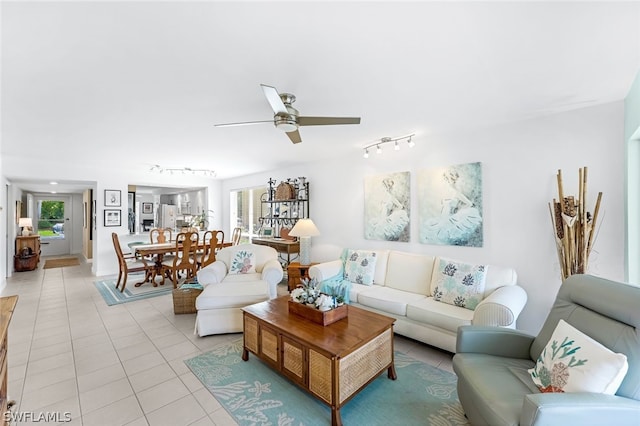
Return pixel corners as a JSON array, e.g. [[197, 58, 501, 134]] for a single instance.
[[242, 296, 396, 426]]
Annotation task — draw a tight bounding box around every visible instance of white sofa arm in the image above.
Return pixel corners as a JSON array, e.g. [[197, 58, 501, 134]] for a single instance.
[[473, 285, 527, 328], [262, 259, 284, 299], [309, 260, 343, 282], [196, 261, 227, 286]]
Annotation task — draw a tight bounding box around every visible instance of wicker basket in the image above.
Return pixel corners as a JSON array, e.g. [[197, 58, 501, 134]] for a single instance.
[[172, 285, 202, 314], [275, 182, 296, 200]]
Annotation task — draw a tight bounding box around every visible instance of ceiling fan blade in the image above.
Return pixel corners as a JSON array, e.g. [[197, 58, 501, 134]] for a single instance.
[[298, 116, 361, 126], [261, 84, 288, 114], [286, 129, 302, 144], [214, 120, 273, 128]]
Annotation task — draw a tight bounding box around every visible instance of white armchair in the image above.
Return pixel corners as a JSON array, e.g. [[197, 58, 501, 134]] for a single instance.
[[194, 243, 283, 336]]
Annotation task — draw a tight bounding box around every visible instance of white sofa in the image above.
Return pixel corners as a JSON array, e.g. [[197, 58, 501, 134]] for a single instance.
[[194, 243, 283, 337], [309, 249, 526, 353]]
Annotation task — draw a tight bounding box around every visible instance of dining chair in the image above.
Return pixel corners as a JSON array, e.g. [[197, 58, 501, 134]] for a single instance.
[[162, 231, 199, 287], [197, 230, 217, 270], [231, 227, 242, 245], [150, 228, 172, 243], [112, 233, 150, 292]]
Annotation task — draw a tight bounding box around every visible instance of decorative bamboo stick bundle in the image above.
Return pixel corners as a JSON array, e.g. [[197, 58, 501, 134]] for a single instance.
[[548, 167, 602, 281]]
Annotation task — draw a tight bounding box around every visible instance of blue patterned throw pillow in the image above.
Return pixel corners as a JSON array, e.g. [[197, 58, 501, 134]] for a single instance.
[[229, 250, 256, 274], [431, 257, 486, 310], [343, 250, 377, 285]]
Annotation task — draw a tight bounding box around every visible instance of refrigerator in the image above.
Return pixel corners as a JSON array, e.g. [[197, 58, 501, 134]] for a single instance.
[[158, 204, 177, 229]]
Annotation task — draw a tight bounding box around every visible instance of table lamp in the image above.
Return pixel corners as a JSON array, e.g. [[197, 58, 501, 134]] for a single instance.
[[19, 217, 33, 236], [289, 218, 320, 266]]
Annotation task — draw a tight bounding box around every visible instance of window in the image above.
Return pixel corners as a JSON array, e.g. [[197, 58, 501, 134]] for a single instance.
[[37, 199, 65, 240], [230, 185, 267, 242]]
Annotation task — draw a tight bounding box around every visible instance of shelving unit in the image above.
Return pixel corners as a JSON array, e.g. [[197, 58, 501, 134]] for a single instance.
[[258, 177, 309, 237]]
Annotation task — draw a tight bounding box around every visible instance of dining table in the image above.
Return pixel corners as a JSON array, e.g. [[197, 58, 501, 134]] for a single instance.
[[131, 236, 230, 287], [132, 242, 177, 287]]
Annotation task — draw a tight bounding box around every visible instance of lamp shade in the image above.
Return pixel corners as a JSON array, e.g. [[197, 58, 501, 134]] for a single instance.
[[289, 219, 320, 237], [18, 218, 32, 228]]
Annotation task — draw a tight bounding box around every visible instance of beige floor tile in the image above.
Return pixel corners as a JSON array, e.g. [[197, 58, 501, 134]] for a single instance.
[[23, 363, 76, 394], [192, 387, 222, 415], [111, 331, 151, 350], [179, 371, 205, 393], [24, 351, 75, 376], [75, 349, 121, 376], [124, 417, 150, 426], [28, 340, 73, 362], [116, 339, 158, 361], [79, 377, 134, 415], [186, 415, 216, 426], [77, 362, 127, 393], [121, 350, 166, 376], [136, 376, 191, 414], [208, 406, 237, 425], [159, 340, 201, 361], [145, 394, 207, 426], [81, 394, 144, 426], [19, 377, 78, 412], [128, 363, 177, 393]]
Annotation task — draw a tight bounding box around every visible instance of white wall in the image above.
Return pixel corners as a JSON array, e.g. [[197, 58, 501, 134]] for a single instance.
[[223, 102, 625, 334]]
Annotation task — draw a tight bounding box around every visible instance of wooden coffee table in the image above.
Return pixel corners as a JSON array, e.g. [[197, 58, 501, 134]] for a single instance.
[[242, 296, 396, 426]]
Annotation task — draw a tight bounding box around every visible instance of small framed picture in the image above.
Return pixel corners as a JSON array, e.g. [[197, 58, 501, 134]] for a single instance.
[[261, 227, 274, 237], [104, 209, 121, 227], [142, 202, 153, 214], [105, 190, 121, 207]]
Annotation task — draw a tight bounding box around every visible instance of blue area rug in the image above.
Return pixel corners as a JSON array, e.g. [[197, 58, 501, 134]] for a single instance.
[[185, 339, 470, 425], [94, 277, 173, 306]]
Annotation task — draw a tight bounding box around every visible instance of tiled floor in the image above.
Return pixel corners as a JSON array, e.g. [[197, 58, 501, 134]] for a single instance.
[[2, 259, 454, 426]]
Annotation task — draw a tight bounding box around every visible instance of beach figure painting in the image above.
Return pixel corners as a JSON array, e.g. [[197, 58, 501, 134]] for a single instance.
[[364, 172, 410, 242], [418, 162, 483, 247]]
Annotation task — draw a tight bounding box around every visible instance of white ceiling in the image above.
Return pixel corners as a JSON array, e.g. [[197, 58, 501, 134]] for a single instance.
[[2, 1, 639, 193]]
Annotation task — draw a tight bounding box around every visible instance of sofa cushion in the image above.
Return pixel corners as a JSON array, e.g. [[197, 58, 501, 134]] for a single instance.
[[384, 251, 435, 295], [406, 297, 473, 333], [344, 249, 377, 285], [229, 249, 256, 274], [483, 263, 518, 296], [431, 257, 487, 310], [195, 280, 269, 310], [357, 286, 426, 316], [528, 319, 628, 395]]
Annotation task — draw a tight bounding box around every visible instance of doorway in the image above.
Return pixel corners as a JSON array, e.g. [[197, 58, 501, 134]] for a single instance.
[[34, 195, 71, 256]]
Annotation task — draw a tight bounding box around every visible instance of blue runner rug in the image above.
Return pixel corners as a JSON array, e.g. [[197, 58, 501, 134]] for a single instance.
[[94, 277, 173, 306], [185, 339, 470, 425]]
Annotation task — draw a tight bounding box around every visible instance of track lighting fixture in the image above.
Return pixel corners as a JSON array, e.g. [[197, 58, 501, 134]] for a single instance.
[[362, 133, 416, 158], [149, 165, 217, 177]]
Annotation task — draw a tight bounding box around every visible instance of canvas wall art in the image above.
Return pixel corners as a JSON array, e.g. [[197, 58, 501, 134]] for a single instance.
[[364, 171, 410, 242], [418, 162, 483, 247]]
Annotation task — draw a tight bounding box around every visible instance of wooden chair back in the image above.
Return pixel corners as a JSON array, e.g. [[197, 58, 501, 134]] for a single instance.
[[231, 227, 242, 245], [163, 231, 198, 286], [150, 228, 172, 243], [112, 232, 147, 292], [198, 230, 217, 269]]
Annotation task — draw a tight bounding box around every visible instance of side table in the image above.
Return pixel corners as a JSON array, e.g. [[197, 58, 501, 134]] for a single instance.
[[287, 261, 318, 291]]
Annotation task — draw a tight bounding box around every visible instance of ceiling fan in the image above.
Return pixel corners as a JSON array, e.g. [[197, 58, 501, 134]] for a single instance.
[[214, 84, 361, 144]]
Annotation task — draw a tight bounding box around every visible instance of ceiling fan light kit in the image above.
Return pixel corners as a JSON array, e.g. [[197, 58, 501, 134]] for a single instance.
[[363, 134, 416, 159], [215, 84, 361, 144]]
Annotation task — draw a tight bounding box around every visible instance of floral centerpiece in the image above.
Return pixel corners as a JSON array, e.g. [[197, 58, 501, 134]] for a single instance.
[[288, 277, 347, 325], [290, 277, 343, 311]]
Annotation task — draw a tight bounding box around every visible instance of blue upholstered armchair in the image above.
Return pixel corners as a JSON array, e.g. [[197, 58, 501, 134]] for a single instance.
[[453, 274, 640, 426]]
